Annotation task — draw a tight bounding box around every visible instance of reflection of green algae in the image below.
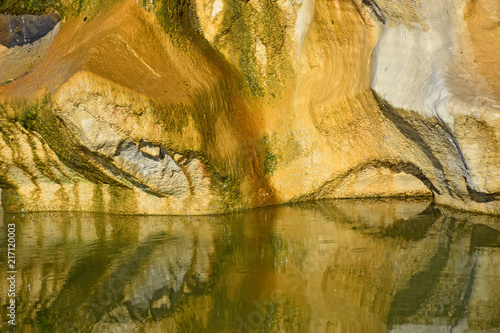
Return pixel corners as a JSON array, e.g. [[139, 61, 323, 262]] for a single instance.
[[257, 299, 311, 332], [270, 232, 308, 271]]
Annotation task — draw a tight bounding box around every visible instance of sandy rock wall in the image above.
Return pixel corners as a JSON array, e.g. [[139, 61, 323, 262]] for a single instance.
[[0, 0, 499, 214]]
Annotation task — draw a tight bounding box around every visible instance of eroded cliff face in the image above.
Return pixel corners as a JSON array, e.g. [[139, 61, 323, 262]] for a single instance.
[[0, 0, 499, 214]]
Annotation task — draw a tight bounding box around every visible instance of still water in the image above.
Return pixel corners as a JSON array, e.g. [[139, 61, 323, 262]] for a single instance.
[[1, 198, 499, 332]]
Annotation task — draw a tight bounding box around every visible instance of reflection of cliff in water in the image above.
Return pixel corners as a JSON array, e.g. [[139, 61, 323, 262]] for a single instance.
[[0, 199, 499, 332]]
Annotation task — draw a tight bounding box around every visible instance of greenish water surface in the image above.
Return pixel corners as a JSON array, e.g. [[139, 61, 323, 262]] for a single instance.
[[1, 198, 499, 332]]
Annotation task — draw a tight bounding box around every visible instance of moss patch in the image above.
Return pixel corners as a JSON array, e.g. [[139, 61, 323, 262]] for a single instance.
[[258, 132, 304, 177], [0, 0, 119, 20], [109, 186, 139, 213], [92, 183, 105, 212], [259, 135, 279, 177], [17, 97, 46, 130]]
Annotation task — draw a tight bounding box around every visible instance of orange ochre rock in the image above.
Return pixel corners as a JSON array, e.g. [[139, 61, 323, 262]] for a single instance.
[[0, 0, 499, 215]]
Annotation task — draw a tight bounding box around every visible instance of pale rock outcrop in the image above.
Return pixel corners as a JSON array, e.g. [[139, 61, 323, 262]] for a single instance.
[[0, 0, 499, 214], [372, 0, 500, 214]]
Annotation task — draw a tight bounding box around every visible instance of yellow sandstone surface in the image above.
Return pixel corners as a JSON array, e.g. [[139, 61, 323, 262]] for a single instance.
[[0, 0, 499, 214]]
